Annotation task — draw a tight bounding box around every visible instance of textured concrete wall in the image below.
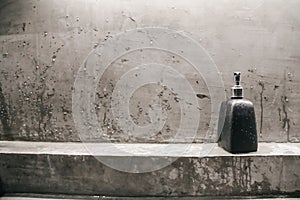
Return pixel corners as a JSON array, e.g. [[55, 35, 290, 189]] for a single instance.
[[0, 0, 299, 142]]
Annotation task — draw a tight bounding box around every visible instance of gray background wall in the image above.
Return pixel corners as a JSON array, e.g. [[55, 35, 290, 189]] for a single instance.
[[0, 0, 299, 143]]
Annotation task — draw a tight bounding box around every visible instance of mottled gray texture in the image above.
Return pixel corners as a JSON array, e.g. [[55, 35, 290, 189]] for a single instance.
[[0, 0, 299, 142]]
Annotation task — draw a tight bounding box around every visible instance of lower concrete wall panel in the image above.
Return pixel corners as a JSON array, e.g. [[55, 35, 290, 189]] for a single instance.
[[0, 142, 299, 197]]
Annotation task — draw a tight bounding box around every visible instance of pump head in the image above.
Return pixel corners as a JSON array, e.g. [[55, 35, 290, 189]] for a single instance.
[[234, 72, 241, 85], [231, 72, 243, 99]]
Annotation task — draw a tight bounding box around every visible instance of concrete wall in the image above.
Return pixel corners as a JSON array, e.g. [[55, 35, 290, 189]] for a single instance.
[[0, 0, 299, 143]]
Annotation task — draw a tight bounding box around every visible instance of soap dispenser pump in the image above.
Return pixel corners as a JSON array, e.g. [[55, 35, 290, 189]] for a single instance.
[[218, 72, 257, 153]]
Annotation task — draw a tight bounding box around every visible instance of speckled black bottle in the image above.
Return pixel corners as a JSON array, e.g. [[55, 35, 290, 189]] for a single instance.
[[218, 72, 257, 153]]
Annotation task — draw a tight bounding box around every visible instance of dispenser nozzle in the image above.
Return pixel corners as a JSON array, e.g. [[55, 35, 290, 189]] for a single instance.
[[234, 72, 241, 86]]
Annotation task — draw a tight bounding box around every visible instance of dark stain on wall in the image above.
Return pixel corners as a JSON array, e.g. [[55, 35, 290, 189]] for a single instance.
[[196, 93, 210, 99], [281, 70, 290, 141], [281, 96, 290, 141], [0, 176, 4, 196], [22, 22, 25, 32], [251, 174, 272, 194], [258, 81, 265, 136], [0, 82, 11, 138]]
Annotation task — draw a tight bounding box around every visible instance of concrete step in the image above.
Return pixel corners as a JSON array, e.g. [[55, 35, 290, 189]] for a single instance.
[[0, 142, 299, 198]]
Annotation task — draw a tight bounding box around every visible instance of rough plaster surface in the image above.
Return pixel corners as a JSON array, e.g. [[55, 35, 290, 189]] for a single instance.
[[0, 142, 299, 196], [0, 0, 299, 142]]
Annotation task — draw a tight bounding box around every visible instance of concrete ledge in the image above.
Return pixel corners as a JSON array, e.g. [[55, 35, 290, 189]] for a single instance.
[[0, 142, 299, 197], [1, 142, 300, 157]]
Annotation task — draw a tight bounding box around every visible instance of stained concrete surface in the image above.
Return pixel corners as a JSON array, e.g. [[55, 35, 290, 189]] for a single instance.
[[0, 0, 299, 143]]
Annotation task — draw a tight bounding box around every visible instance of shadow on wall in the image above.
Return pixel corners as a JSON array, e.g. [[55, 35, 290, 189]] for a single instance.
[[0, 82, 12, 140], [0, 0, 28, 35], [0, 176, 4, 196]]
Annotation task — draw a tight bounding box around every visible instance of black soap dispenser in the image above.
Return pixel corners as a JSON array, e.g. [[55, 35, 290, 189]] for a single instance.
[[218, 72, 257, 153]]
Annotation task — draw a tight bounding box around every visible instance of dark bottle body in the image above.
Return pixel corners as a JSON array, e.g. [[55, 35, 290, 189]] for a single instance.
[[218, 98, 258, 153]]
